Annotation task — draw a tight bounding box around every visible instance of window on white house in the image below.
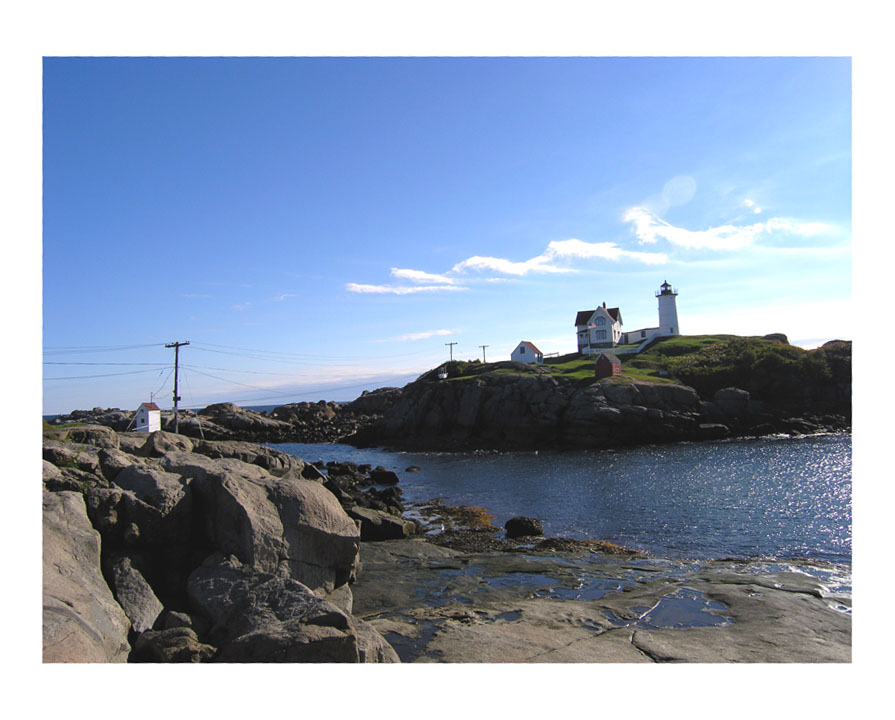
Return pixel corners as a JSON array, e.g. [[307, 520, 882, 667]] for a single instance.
[[641, 330, 646, 338], [520, 346, 526, 353], [596, 330, 606, 339], [596, 317, 605, 325]]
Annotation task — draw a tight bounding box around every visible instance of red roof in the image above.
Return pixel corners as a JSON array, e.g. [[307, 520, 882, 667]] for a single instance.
[[521, 341, 542, 355], [140, 402, 160, 411]]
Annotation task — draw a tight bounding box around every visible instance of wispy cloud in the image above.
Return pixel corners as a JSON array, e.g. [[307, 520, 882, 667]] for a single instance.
[[623, 206, 830, 251], [182, 293, 211, 299], [346, 283, 466, 295], [391, 268, 457, 285], [545, 238, 669, 266], [373, 329, 455, 343], [452, 254, 573, 276], [452, 238, 668, 276], [270, 293, 296, 302], [346, 234, 668, 295], [232, 302, 253, 311]]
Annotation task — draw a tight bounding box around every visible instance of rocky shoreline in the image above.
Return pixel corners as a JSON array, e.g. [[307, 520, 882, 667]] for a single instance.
[[351, 539, 851, 662], [47, 339, 850, 454], [43, 425, 402, 662], [43, 423, 851, 663]]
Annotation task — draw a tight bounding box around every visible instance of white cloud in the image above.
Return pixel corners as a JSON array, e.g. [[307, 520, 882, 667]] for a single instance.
[[346, 283, 465, 295], [624, 206, 762, 250], [763, 218, 829, 236], [349, 227, 667, 294], [452, 238, 667, 276], [395, 329, 454, 342], [270, 293, 296, 302], [232, 302, 252, 311], [390, 268, 457, 285], [452, 254, 573, 276], [623, 206, 831, 251], [546, 238, 669, 265]]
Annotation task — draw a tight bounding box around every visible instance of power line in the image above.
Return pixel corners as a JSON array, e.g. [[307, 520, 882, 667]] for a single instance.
[[43, 343, 167, 356], [152, 366, 175, 399], [190, 342, 431, 363], [178, 377, 417, 409], [44, 368, 164, 380], [180, 363, 314, 378], [43, 362, 170, 367], [184, 366, 294, 395]]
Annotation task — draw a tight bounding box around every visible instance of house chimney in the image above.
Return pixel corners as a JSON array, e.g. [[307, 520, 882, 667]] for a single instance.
[[602, 301, 606, 308]]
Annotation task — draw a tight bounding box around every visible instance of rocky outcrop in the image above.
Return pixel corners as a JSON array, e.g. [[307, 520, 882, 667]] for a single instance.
[[186, 554, 398, 662], [43, 491, 131, 662], [348, 367, 849, 451], [48, 394, 396, 445], [42, 429, 400, 663]]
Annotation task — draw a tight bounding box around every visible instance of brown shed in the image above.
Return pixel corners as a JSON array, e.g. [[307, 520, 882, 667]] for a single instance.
[[594, 351, 622, 379]]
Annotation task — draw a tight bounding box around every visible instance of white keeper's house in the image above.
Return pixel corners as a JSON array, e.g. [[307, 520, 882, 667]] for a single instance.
[[575, 281, 680, 354]]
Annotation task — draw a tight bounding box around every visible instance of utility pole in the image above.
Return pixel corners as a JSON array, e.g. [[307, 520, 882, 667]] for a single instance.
[[445, 342, 458, 362], [479, 345, 489, 362], [165, 341, 189, 434]]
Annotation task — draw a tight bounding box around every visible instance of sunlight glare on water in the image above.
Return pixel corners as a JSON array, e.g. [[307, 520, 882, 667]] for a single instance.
[[274, 434, 851, 564]]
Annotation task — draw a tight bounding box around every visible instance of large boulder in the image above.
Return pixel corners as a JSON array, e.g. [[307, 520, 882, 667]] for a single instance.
[[112, 465, 193, 546], [504, 516, 544, 539], [43, 440, 101, 475], [44, 424, 120, 449], [105, 555, 164, 633], [714, 387, 751, 417], [132, 627, 216, 663], [140, 431, 196, 457], [190, 457, 361, 592], [193, 439, 305, 477], [186, 554, 398, 662], [43, 491, 131, 662], [348, 506, 416, 541]]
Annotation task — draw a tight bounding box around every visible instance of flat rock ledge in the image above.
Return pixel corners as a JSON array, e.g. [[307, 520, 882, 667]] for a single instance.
[[350, 539, 851, 663]]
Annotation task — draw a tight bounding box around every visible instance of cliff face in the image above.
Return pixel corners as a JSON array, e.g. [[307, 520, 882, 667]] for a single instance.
[[349, 370, 850, 451]]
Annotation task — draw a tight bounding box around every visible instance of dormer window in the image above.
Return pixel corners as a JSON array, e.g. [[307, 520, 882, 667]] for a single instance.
[[596, 317, 605, 326]]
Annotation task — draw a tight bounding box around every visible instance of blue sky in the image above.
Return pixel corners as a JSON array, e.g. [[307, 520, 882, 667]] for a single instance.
[[42, 56, 851, 414]]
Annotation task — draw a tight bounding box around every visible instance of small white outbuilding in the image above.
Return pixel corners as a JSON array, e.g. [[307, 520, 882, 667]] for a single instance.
[[511, 341, 544, 365], [134, 402, 161, 433]]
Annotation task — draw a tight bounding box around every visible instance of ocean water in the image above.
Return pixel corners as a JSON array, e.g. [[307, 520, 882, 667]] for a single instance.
[[273, 434, 852, 567]]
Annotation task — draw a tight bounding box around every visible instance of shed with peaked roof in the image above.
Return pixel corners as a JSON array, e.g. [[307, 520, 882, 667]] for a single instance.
[[594, 351, 622, 379], [134, 402, 161, 433], [510, 341, 544, 364]]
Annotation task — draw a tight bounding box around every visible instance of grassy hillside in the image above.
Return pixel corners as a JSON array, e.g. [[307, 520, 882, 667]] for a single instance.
[[419, 334, 850, 406]]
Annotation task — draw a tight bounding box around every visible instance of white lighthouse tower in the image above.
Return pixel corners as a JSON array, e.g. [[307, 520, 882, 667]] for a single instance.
[[656, 281, 680, 336]]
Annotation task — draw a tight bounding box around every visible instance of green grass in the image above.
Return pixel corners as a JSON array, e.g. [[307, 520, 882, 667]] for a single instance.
[[415, 334, 846, 400]]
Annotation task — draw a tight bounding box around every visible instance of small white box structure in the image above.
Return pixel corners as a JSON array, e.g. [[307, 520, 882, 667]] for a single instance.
[[134, 402, 161, 433]]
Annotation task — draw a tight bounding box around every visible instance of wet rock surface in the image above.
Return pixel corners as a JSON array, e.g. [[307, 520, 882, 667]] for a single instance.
[[351, 539, 851, 663]]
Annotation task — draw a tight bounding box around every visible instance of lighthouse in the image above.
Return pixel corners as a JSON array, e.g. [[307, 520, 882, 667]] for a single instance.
[[656, 281, 679, 336]]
